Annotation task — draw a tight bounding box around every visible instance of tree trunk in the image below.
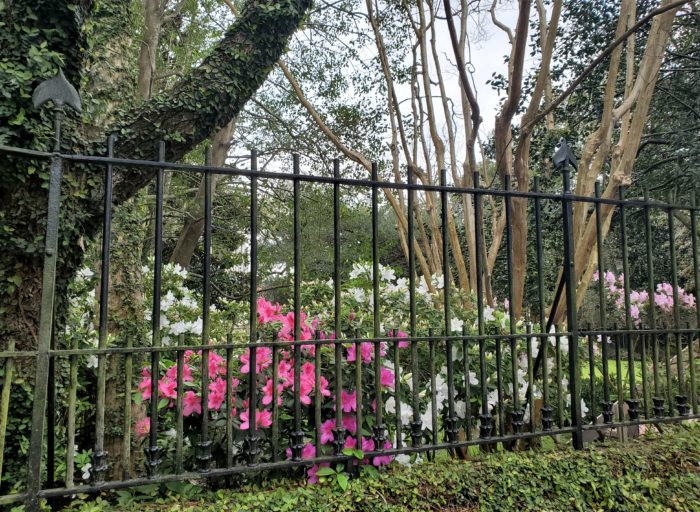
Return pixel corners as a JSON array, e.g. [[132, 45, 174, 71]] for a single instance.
[[0, 0, 314, 356], [170, 119, 237, 269]]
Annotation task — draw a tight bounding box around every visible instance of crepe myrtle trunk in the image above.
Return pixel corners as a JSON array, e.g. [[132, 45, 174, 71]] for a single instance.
[[0, 0, 313, 352]]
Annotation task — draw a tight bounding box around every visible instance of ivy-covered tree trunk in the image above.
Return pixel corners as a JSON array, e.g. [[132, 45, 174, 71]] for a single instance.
[[0, 0, 313, 353]]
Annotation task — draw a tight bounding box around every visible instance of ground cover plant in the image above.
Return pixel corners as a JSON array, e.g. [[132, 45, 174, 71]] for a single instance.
[[58, 424, 700, 512]]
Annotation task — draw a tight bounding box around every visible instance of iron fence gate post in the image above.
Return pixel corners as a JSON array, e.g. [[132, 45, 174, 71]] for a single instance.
[[554, 139, 583, 450], [26, 70, 81, 511]]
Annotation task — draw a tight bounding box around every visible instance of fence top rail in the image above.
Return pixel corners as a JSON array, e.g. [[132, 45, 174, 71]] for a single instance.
[[0, 326, 696, 360], [0, 143, 696, 211]]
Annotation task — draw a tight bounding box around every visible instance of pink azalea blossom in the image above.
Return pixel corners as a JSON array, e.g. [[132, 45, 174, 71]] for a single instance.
[[165, 363, 194, 383], [320, 419, 335, 444], [307, 463, 330, 484], [257, 297, 281, 324], [361, 436, 375, 453], [339, 389, 357, 413], [262, 378, 283, 406], [135, 418, 150, 438], [342, 414, 357, 434], [138, 374, 152, 401], [380, 367, 395, 389], [205, 351, 226, 378], [346, 342, 373, 364], [373, 440, 394, 467], [208, 378, 227, 410], [239, 346, 273, 374], [239, 408, 273, 430], [286, 442, 317, 460], [343, 436, 357, 450], [158, 377, 177, 400], [183, 391, 202, 416], [394, 330, 410, 348]]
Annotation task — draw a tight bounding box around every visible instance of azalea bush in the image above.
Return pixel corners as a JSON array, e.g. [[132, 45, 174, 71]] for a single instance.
[[592, 270, 696, 327], [131, 261, 557, 481]]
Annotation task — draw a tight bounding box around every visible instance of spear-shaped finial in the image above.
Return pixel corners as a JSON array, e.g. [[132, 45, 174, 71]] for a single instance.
[[32, 69, 81, 151], [32, 69, 81, 113], [553, 138, 577, 170]]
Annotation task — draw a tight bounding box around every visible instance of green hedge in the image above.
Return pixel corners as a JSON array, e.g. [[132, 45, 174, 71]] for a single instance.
[[64, 425, 700, 512]]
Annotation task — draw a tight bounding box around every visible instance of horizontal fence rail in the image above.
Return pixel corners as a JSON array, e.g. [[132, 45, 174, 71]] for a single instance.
[[1, 131, 699, 511]]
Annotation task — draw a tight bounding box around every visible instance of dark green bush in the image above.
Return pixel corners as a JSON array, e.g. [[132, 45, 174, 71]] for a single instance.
[[62, 425, 700, 512]]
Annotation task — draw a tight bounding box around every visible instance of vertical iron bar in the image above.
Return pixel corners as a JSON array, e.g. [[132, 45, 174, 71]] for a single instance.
[[495, 337, 504, 437], [463, 325, 472, 440], [197, 148, 213, 472], [640, 333, 650, 419], [667, 194, 686, 414], [595, 180, 611, 421], [504, 175, 522, 433], [619, 186, 638, 420], [27, 150, 64, 510], [291, 153, 304, 460], [534, 178, 552, 431], [645, 188, 663, 417], [588, 332, 595, 424], [226, 334, 234, 467], [441, 168, 457, 443], [394, 336, 402, 449], [122, 336, 133, 479], [601, 331, 611, 424], [526, 324, 534, 432], [690, 193, 699, 414], [474, 172, 490, 439], [270, 338, 280, 462], [176, 334, 185, 473], [246, 150, 259, 466], [371, 162, 384, 451], [664, 330, 673, 416], [145, 142, 165, 477], [47, 320, 55, 488], [560, 157, 583, 448], [93, 134, 115, 483], [408, 168, 422, 447], [428, 328, 437, 454], [556, 329, 563, 429], [66, 337, 78, 487], [615, 331, 624, 424], [314, 333, 322, 455], [333, 159, 344, 454], [355, 330, 362, 450], [0, 340, 15, 485]]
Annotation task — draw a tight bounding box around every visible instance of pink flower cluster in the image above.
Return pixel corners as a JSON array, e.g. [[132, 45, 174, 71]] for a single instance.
[[594, 270, 696, 325], [135, 296, 402, 476]]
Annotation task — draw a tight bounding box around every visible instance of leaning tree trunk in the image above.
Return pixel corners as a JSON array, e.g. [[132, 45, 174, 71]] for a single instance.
[[0, 0, 314, 355]]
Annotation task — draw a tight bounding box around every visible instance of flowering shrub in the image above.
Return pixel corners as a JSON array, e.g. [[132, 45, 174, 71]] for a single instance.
[[132, 262, 547, 480], [593, 270, 696, 327]]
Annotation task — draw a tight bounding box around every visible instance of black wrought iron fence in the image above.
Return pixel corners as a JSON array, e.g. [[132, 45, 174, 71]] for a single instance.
[[1, 76, 699, 511]]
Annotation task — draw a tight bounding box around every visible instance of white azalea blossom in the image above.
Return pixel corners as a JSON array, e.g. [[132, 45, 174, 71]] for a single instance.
[[81, 462, 92, 482], [450, 317, 464, 333], [77, 268, 94, 280], [379, 265, 396, 282]]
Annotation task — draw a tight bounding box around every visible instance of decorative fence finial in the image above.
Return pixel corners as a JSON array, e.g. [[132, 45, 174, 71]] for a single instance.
[[32, 69, 82, 113], [553, 138, 577, 170]]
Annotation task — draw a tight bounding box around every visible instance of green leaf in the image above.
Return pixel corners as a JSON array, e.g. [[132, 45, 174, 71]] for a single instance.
[[314, 467, 336, 477], [336, 472, 349, 491]]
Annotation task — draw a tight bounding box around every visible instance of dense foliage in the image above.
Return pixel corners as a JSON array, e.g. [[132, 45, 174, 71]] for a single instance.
[[59, 425, 700, 512]]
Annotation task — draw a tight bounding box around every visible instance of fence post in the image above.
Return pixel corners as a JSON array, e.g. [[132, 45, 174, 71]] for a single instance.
[[554, 138, 583, 450], [26, 70, 81, 511]]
